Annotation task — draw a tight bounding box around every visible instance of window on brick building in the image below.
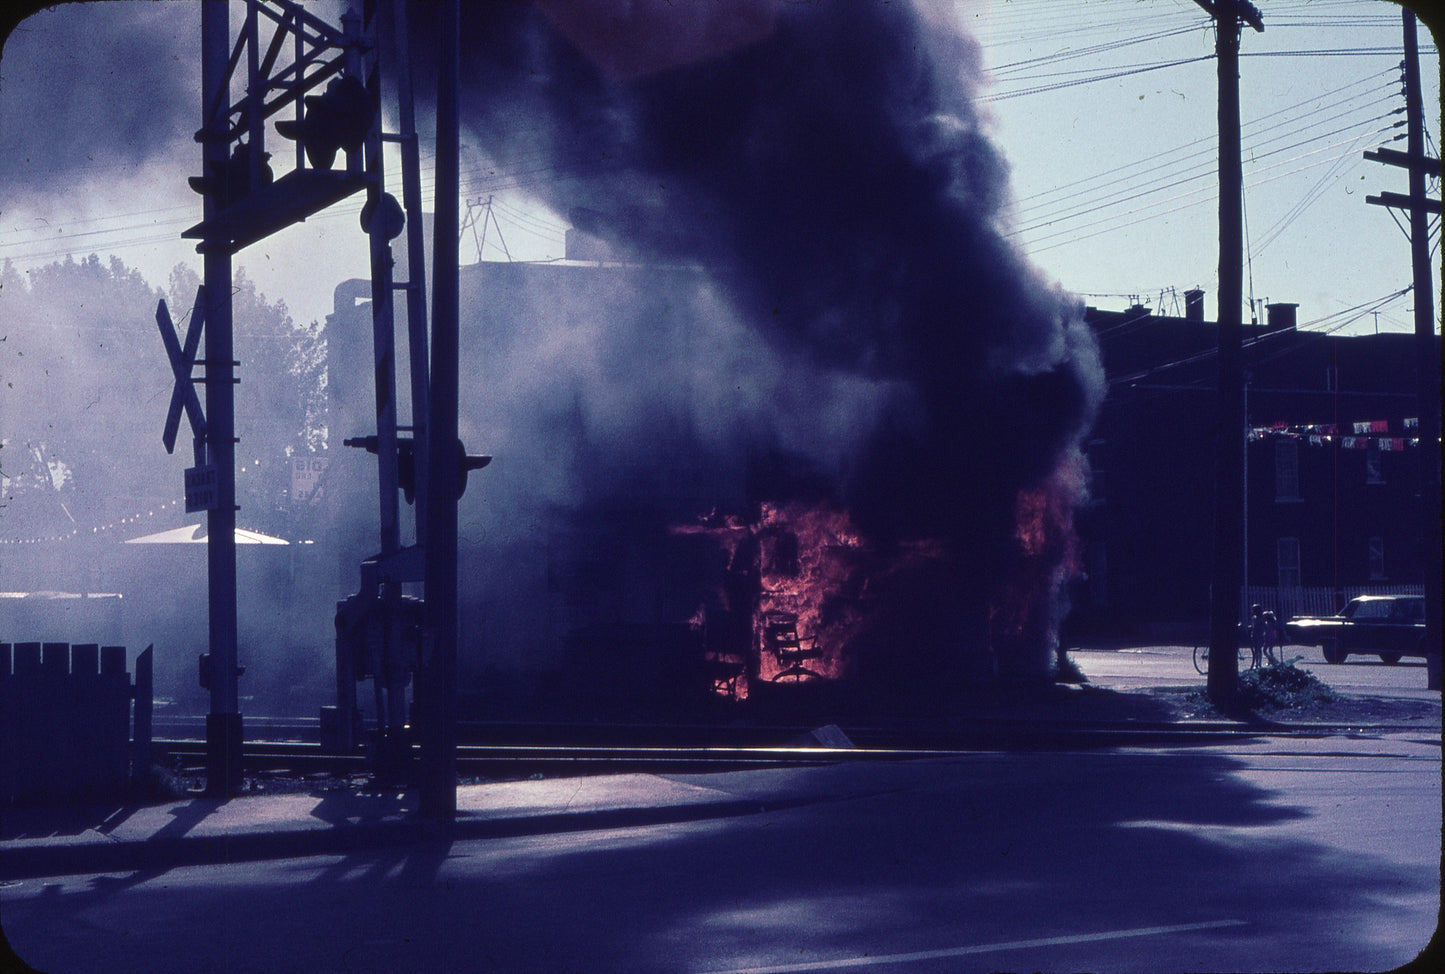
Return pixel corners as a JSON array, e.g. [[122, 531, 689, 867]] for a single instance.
[[1277, 537, 1302, 589], [1275, 439, 1300, 501], [1369, 536, 1385, 580], [1366, 444, 1383, 484]]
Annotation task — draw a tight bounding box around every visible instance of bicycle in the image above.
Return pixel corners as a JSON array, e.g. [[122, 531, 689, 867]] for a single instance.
[[1192, 642, 1249, 676]]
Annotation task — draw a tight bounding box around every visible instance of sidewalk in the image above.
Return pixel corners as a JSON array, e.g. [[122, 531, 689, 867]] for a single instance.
[[0, 771, 838, 882]]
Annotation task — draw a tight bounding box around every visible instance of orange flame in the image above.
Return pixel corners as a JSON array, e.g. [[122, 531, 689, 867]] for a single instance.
[[681, 450, 1089, 695], [753, 500, 865, 682], [990, 452, 1087, 658], [674, 500, 873, 694]]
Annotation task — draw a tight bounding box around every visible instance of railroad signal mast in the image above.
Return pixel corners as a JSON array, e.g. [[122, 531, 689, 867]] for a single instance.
[[167, 0, 475, 797]]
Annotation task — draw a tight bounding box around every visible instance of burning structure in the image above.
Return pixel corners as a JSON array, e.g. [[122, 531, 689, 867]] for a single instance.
[[324, 1, 1104, 720]]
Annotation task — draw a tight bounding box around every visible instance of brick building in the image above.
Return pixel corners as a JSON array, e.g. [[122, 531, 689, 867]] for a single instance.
[[1072, 293, 1435, 639]]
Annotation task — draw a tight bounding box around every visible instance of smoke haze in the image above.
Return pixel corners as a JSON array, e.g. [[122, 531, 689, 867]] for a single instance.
[[0, 4, 197, 199], [408, 1, 1104, 683], [3, 1, 1104, 716]]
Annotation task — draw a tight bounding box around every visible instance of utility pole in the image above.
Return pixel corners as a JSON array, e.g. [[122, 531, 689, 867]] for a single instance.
[[420, 0, 461, 821], [385, 0, 430, 546], [199, 0, 243, 797], [1195, 0, 1262, 709], [1366, 10, 1441, 692]]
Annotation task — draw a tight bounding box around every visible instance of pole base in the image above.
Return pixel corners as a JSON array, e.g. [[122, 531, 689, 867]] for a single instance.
[[205, 712, 244, 798]]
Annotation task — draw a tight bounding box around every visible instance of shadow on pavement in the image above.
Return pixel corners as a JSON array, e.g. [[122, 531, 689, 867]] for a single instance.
[[3, 747, 1437, 973], [1, 803, 145, 843]]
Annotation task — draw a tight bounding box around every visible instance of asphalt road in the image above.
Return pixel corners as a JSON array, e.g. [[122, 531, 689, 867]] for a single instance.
[[1071, 643, 1442, 703], [3, 697, 1439, 972]]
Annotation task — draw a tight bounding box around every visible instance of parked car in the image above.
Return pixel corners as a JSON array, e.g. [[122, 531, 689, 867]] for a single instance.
[[1285, 595, 1427, 664]]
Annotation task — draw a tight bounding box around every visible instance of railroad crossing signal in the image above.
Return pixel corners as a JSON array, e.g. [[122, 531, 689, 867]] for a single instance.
[[168, 0, 471, 800], [156, 286, 208, 464], [274, 75, 374, 170], [343, 435, 491, 503], [180, 5, 379, 255], [187, 141, 275, 211]]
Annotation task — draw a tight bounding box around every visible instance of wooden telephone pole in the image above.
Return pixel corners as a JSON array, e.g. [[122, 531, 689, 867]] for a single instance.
[[1195, 0, 1263, 708], [1365, 10, 1441, 692]]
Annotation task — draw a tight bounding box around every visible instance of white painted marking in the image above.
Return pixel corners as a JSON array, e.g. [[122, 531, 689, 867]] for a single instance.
[[696, 919, 1250, 973]]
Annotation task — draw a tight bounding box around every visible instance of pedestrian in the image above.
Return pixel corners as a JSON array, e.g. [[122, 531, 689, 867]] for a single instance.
[[1249, 604, 1264, 669], [1261, 610, 1279, 665]]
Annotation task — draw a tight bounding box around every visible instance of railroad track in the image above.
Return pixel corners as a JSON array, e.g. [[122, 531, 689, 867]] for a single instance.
[[155, 738, 907, 779], [150, 714, 1291, 782]]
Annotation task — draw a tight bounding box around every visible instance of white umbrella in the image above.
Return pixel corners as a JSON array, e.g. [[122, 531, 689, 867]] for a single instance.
[[124, 523, 290, 545]]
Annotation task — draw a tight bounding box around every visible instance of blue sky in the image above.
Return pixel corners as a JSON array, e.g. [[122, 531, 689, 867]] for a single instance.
[[0, 0, 1438, 334], [971, 0, 1441, 334]]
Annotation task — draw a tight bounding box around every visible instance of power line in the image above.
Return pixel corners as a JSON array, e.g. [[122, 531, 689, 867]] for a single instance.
[[988, 23, 1208, 78], [1240, 47, 1434, 57], [1015, 119, 1397, 253], [1010, 68, 1395, 218], [983, 56, 1213, 102], [1007, 61, 1400, 252]]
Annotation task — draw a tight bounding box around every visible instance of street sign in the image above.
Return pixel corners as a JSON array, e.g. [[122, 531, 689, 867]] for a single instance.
[[185, 464, 220, 512], [290, 456, 329, 505]]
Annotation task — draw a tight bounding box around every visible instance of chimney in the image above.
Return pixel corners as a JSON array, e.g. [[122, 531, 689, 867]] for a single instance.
[[1184, 288, 1205, 322], [1265, 302, 1298, 332]]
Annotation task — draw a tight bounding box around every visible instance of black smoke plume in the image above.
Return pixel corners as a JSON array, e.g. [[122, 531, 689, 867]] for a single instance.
[[411, 1, 1103, 693]]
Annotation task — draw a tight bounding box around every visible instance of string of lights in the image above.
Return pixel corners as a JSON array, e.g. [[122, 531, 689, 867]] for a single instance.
[[0, 454, 287, 545], [0, 498, 183, 546]]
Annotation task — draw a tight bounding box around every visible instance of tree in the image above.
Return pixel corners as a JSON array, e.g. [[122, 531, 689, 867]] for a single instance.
[[0, 256, 326, 546], [1, 254, 168, 543], [165, 264, 327, 538]]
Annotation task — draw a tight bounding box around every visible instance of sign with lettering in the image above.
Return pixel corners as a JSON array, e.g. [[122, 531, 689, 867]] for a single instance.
[[185, 464, 219, 513], [291, 456, 330, 506]]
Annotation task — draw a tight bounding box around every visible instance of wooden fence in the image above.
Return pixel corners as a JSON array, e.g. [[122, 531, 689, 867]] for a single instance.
[[0, 642, 152, 806]]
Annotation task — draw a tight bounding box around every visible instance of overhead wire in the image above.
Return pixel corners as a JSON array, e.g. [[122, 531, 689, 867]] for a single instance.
[[1018, 119, 1399, 254], [0, 137, 580, 272], [1014, 110, 1396, 242], [1240, 47, 1429, 57], [983, 56, 1213, 102], [982, 1, 1200, 53], [0, 3, 1434, 296], [1005, 63, 1398, 247], [987, 22, 1209, 78], [986, 7, 1427, 271], [1250, 136, 1373, 255], [1009, 69, 1397, 227]]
